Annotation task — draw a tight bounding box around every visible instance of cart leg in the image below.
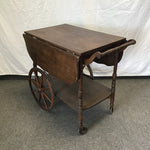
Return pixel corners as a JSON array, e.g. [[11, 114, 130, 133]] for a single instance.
[[78, 70, 88, 134], [87, 64, 94, 80], [110, 52, 118, 113]]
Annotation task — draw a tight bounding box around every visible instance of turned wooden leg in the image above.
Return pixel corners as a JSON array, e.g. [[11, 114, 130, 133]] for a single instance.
[[78, 68, 88, 134], [78, 97, 88, 134], [110, 52, 118, 113]]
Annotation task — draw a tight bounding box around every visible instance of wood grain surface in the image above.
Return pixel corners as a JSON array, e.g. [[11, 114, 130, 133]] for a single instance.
[[25, 24, 126, 56]]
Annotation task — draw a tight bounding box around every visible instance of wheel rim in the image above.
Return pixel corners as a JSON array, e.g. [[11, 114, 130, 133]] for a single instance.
[[29, 67, 53, 111]]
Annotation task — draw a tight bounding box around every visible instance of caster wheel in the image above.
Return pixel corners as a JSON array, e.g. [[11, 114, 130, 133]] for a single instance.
[[109, 107, 113, 114], [79, 126, 88, 135]]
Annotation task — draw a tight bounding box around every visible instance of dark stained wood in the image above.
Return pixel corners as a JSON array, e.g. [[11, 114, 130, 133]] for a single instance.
[[23, 24, 136, 134], [87, 65, 94, 79], [25, 24, 126, 56], [77, 63, 86, 134], [23, 34, 79, 84], [84, 51, 101, 65], [29, 67, 54, 111], [55, 76, 111, 111], [94, 51, 123, 66], [85, 39, 136, 66], [110, 52, 118, 113]]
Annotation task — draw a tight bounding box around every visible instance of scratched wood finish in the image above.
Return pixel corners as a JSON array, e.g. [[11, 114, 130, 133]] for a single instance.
[[23, 34, 79, 84], [25, 24, 126, 56]]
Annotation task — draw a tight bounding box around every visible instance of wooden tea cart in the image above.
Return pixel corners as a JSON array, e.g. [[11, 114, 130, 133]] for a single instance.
[[23, 24, 136, 134]]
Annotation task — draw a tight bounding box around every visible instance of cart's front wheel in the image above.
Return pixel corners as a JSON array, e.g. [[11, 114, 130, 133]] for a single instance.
[[29, 67, 54, 111]]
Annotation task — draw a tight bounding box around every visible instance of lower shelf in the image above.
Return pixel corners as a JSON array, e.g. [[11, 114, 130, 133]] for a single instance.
[[51, 76, 111, 111]]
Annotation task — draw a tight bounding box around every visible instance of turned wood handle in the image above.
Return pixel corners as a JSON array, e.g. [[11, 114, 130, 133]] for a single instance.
[[99, 39, 136, 57], [84, 39, 136, 65], [84, 51, 102, 65]]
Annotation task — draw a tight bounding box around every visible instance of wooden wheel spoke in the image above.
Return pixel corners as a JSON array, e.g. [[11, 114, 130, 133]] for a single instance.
[[39, 75, 43, 87], [42, 87, 49, 91], [29, 67, 53, 111], [39, 93, 41, 102], [34, 71, 39, 85], [43, 92, 52, 103], [41, 93, 48, 109]]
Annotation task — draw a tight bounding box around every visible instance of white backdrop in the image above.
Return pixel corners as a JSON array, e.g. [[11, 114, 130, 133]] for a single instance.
[[0, 0, 150, 76]]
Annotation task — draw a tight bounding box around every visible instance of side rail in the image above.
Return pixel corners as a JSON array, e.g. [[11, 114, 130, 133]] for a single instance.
[[84, 39, 136, 65]]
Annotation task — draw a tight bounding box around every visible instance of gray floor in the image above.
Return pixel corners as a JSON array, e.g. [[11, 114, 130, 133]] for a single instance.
[[0, 76, 150, 150]]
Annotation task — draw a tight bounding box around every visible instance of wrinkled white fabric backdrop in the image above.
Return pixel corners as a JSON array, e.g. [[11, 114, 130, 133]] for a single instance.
[[0, 0, 150, 76]]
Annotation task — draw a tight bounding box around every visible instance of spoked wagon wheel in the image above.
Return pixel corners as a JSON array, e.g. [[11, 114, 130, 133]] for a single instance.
[[29, 67, 54, 111]]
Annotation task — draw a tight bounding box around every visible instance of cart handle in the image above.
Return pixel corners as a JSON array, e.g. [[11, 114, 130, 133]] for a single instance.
[[84, 39, 136, 65]]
